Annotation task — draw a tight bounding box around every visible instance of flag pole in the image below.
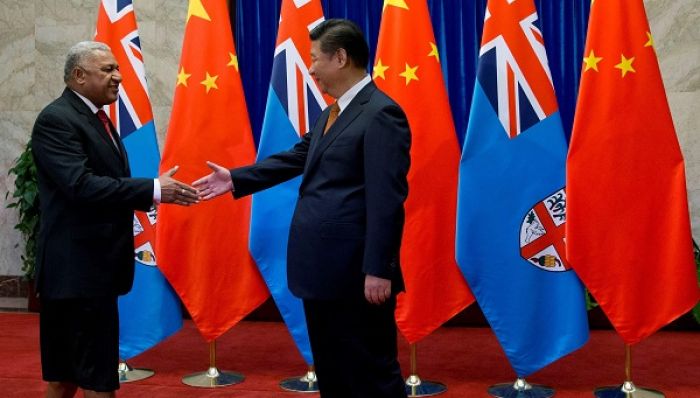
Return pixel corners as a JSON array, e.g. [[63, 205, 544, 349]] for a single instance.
[[593, 344, 664, 398], [487, 377, 554, 398], [182, 340, 244, 387], [279, 365, 319, 392], [404, 343, 446, 397], [117, 360, 154, 383]]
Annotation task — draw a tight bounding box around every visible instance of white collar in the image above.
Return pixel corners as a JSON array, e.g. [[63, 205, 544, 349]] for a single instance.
[[336, 74, 371, 114], [71, 90, 101, 114]]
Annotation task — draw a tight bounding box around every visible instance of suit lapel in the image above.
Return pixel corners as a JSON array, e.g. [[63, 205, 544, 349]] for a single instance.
[[63, 89, 127, 169], [304, 82, 376, 175]]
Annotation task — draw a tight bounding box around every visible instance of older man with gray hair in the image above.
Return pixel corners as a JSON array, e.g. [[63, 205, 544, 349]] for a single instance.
[[31, 41, 198, 398]]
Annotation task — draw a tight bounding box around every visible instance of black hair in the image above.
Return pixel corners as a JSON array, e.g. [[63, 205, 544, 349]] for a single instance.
[[309, 19, 369, 69]]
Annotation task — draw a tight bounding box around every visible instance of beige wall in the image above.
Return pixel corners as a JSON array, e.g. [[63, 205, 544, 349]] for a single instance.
[[1, 0, 698, 275]]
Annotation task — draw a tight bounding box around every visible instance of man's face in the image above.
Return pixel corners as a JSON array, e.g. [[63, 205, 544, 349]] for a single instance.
[[75, 50, 122, 107], [309, 40, 339, 97]]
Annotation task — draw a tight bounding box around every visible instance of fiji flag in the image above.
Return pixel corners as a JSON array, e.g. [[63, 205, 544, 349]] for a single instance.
[[95, 0, 182, 360], [455, 0, 588, 377], [248, 0, 328, 365]]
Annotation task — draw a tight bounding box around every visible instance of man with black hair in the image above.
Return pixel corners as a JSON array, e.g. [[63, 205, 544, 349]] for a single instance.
[[195, 19, 410, 397]]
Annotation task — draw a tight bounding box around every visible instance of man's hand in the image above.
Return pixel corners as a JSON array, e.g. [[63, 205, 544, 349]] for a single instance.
[[365, 274, 392, 305], [159, 166, 199, 206], [192, 161, 233, 200]]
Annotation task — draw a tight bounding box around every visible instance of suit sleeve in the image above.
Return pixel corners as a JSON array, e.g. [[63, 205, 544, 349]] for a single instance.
[[31, 109, 153, 210], [231, 131, 312, 198], [362, 105, 411, 278]]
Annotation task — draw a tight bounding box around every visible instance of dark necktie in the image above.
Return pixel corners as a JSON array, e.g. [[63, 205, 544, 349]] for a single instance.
[[323, 102, 339, 135], [96, 109, 118, 149]]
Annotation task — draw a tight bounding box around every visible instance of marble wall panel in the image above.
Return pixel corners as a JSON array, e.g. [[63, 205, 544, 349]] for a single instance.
[[0, 1, 36, 275]]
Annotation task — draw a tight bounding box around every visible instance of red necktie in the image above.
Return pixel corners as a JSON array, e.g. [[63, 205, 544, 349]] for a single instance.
[[96, 109, 118, 148], [323, 102, 339, 135]]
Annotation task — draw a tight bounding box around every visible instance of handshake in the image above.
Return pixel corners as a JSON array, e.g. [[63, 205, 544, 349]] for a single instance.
[[157, 161, 233, 206]]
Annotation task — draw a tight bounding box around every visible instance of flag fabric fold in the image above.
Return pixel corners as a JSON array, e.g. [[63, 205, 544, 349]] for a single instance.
[[373, 0, 474, 344], [248, 0, 329, 365], [157, 0, 269, 342], [455, 0, 589, 377], [95, 0, 182, 360], [566, 0, 700, 345]]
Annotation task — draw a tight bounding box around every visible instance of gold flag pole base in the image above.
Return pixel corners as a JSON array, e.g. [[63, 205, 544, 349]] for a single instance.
[[594, 382, 664, 398], [488, 378, 554, 398], [181, 366, 244, 388], [594, 345, 665, 397], [405, 374, 447, 397], [117, 361, 154, 383], [181, 340, 244, 387], [404, 343, 447, 397], [279, 366, 319, 393], [593, 344, 665, 398]]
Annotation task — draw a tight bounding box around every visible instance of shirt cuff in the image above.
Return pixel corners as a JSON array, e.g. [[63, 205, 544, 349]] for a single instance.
[[153, 178, 161, 203]]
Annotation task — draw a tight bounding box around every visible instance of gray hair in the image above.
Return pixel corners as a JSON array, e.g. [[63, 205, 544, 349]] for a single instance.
[[63, 41, 111, 83]]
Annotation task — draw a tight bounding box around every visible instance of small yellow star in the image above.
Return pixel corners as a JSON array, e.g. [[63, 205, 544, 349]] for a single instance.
[[583, 50, 603, 72], [383, 0, 408, 12], [227, 53, 239, 71], [399, 63, 419, 85], [615, 54, 636, 78], [644, 32, 654, 48], [428, 42, 440, 63], [187, 0, 211, 22], [200, 72, 219, 93], [176, 67, 191, 87], [373, 59, 389, 80]]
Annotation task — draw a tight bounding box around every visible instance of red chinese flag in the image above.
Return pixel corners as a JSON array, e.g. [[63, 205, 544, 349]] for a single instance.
[[374, 0, 474, 343], [567, 0, 699, 345], [156, 0, 268, 341]]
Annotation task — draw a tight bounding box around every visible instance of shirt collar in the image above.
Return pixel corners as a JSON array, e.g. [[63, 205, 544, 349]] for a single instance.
[[71, 90, 100, 114], [336, 74, 371, 114]]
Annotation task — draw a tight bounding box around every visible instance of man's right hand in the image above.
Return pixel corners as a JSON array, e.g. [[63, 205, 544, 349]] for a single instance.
[[159, 166, 199, 206], [192, 161, 233, 200]]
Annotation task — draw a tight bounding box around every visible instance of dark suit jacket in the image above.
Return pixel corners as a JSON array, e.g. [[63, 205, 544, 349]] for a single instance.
[[31, 88, 153, 299], [231, 82, 411, 300]]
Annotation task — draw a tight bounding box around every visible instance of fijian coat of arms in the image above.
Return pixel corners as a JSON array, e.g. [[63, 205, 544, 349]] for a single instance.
[[133, 207, 157, 266], [519, 188, 569, 272]]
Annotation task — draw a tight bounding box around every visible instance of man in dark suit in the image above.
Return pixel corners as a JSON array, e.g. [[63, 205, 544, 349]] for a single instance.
[[31, 41, 198, 398], [194, 19, 410, 398]]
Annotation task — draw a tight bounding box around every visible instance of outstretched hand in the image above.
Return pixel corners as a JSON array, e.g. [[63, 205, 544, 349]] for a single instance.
[[193, 161, 233, 200], [159, 166, 199, 206]]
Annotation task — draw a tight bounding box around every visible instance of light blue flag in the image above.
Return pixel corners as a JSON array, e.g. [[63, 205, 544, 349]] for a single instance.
[[455, 1, 588, 377], [119, 121, 182, 360], [248, 4, 328, 363], [96, 0, 182, 360]]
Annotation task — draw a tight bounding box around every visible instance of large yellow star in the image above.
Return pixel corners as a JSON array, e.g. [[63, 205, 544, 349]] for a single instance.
[[176, 67, 191, 87], [644, 32, 654, 48], [201, 72, 219, 93], [428, 42, 440, 63], [615, 54, 636, 78], [583, 50, 603, 72], [399, 63, 419, 85], [373, 59, 389, 80], [383, 0, 409, 12], [227, 52, 239, 71], [187, 0, 211, 23]]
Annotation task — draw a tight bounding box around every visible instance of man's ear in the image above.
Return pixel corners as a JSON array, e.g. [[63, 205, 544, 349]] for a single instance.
[[73, 67, 85, 85], [336, 48, 349, 68]]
